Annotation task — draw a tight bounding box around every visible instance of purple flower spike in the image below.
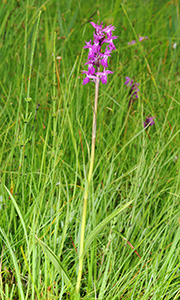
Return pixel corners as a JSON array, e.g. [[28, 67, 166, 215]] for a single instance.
[[144, 117, 155, 128], [125, 77, 140, 106], [82, 21, 118, 85]]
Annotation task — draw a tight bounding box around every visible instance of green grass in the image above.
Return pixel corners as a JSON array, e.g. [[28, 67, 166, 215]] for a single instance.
[[0, 0, 180, 299]]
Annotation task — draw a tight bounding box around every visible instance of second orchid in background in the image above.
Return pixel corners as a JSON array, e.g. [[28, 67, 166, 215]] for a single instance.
[[125, 76, 155, 129]]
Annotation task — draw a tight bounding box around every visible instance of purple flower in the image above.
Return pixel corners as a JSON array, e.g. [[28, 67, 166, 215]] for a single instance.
[[84, 40, 94, 59], [96, 69, 114, 84], [100, 47, 111, 68], [125, 77, 140, 106], [82, 22, 118, 85], [144, 117, 155, 128], [102, 24, 116, 35], [82, 64, 97, 85], [103, 31, 118, 50], [82, 72, 97, 85], [90, 22, 103, 36], [125, 76, 133, 86]]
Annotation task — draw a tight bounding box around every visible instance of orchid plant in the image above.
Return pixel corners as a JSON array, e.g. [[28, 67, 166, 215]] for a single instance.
[[76, 21, 117, 295]]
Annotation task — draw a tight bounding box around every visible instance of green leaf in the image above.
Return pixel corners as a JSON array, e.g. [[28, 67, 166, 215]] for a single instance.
[[36, 236, 74, 291], [84, 200, 133, 254]]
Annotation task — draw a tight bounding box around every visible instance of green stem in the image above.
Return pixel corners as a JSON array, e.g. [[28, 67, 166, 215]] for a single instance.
[[76, 71, 100, 294], [52, 31, 57, 152]]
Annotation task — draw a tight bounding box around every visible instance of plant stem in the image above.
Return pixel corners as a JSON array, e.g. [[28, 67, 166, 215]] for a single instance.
[[52, 31, 57, 152], [76, 71, 100, 294]]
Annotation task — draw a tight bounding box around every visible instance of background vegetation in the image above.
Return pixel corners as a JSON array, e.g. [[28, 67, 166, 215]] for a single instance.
[[0, 0, 180, 299]]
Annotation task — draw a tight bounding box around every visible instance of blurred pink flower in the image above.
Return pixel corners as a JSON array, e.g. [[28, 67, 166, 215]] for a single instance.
[[128, 36, 148, 45]]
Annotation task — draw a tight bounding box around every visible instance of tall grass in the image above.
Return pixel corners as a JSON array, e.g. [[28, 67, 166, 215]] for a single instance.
[[0, 0, 180, 299]]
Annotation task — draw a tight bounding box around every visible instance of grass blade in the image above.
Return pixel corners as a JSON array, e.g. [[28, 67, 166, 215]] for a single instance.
[[4, 185, 29, 249], [0, 228, 25, 300]]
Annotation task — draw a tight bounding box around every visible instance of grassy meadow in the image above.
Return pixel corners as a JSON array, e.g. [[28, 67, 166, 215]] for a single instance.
[[0, 0, 180, 299]]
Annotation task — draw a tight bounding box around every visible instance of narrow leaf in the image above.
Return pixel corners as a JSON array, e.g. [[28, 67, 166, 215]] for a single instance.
[[36, 236, 73, 290], [84, 200, 133, 253]]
